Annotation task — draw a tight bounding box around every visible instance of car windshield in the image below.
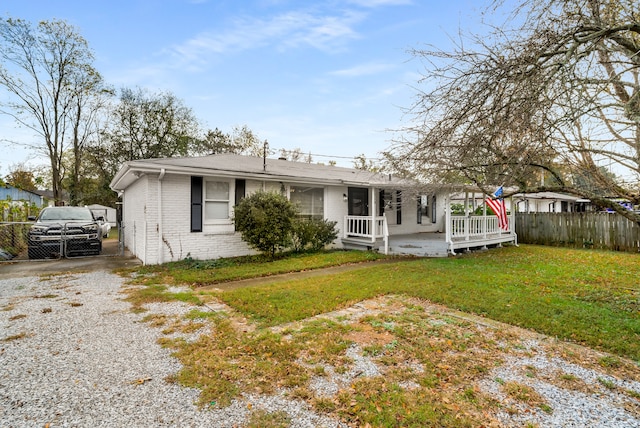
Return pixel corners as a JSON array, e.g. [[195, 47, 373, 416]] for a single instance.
[[39, 207, 94, 221]]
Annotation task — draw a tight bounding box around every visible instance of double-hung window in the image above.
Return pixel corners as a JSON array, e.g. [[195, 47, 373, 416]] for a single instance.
[[204, 180, 230, 221], [290, 186, 324, 219]]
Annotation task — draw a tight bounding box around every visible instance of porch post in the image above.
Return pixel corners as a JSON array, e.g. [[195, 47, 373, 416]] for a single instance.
[[370, 187, 377, 243], [445, 193, 454, 254], [343, 216, 348, 239], [511, 195, 519, 246], [481, 193, 488, 250], [464, 191, 470, 242]]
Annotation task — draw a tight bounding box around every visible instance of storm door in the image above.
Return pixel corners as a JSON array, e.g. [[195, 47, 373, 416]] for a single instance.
[[348, 187, 369, 216]]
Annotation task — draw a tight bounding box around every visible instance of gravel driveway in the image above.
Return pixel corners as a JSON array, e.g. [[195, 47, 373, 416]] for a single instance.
[[0, 270, 341, 427], [2, 269, 640, 427]]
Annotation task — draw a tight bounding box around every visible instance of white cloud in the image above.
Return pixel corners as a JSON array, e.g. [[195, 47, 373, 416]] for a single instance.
[[329, 62, 396, 77], [347, 0, 412, 7], [166, 9, 364, 69]]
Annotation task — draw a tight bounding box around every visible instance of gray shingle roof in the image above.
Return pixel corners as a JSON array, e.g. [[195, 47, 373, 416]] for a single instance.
[[111, 154, 410, 190]]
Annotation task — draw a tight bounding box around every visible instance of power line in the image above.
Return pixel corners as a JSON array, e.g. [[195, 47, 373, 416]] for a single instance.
[[274, 147, 383, 161]]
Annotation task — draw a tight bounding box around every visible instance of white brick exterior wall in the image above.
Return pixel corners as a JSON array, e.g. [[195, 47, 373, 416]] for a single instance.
[[121, 172, 447, 265], [121, 175, 149, 264]]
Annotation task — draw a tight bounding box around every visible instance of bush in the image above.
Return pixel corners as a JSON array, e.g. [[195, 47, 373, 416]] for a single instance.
[[233, 191, 298, 257], [291, 218, 338, 252]]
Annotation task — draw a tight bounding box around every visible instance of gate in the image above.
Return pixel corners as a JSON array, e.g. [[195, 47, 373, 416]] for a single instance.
[[0, 220, 124, 262]]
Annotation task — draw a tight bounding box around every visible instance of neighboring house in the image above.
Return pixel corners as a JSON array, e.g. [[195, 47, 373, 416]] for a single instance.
[[88, 204, 117, 226], [0, 185, 44, 207], [452, 190, 594, 214], [110, 154, 517, 265], [513, 192, 593, 213]]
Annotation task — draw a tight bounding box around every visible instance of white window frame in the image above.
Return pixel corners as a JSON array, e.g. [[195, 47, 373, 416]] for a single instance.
[[289, 185, 326, 219], [203, 179, 234, 225]]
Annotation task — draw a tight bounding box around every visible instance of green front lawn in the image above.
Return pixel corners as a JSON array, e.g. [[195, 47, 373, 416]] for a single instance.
[[125, 244, 640, 361], [122, 245, 640, 426], [220, 245, 640, 360]]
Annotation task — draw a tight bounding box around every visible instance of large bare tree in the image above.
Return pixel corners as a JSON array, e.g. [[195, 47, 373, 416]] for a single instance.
[[385, 0, 640, 220], [0, 18, 104, 205]]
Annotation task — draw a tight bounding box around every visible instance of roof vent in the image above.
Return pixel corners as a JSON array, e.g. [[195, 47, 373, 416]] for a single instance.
[[278, 157, 287, 161]]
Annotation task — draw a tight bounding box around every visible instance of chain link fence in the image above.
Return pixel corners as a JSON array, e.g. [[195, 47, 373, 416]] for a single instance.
[[0, 220, 123, 262]]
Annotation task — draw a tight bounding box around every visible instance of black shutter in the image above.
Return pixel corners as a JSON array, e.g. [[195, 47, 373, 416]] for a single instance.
[[417, 196, 422, 224], [396, 191, 402, 225], [431, 195, 437, 223], [379, 190, 385, 216], [191, 176, 203, 232], [235, 179, 246, 206]]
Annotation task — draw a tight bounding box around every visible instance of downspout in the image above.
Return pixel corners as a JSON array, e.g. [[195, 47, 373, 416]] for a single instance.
[[158, 168, 166, 264]]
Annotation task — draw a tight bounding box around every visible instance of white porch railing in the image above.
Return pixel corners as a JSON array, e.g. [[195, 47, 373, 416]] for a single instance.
[[344, 215, 387, 241], [449, 215, 507, 239], [447, 213, 517, 254]]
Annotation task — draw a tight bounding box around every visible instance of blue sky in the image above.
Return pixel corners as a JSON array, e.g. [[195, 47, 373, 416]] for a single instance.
[[1, 0, 488, 175]]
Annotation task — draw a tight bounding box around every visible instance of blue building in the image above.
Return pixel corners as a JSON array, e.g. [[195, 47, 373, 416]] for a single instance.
[[0, 185, 44, 207]]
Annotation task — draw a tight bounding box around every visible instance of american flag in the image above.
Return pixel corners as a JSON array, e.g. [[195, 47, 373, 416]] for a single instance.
[[485, 187, 509, 231]]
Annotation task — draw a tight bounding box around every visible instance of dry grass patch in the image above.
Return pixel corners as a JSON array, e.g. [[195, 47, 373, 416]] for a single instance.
[[175, 296, 640, 425], [150, 296, 515, 426], [502, 381, 551, 412], [540, 371, 596, 395], [8, 314, 26, 321], [2, 332, 29, 342], [122, 284, 202, 313], [34, 294, 57, 299], [246, 409, 291, 428]]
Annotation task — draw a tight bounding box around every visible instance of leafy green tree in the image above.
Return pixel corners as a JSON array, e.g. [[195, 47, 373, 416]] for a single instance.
[[233, 191, 298, 257], [101, 87, 200, 162], [85, 87, 202, 205], [198, 125, 268, 156], [5, 165, 38, 191]]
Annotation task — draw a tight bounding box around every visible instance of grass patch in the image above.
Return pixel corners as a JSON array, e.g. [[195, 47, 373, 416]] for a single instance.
[[213, 245, 640, 361], [124, 245, 640, 425], [122, 250, 389, 286], [246, 409, 291, 428], [123, 284, 202, 312], [503, 381, 546, 406], [158, 298, 503, 426], [125, 245, 640, 359]]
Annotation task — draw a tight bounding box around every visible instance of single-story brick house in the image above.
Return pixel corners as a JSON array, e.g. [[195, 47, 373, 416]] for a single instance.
[[110, 154, 516, 264]]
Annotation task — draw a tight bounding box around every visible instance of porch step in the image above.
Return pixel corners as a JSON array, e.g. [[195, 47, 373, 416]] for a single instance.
[[341, 237, 381, 251], [341, 236, 449, 258], [385, 243, 449, 258]]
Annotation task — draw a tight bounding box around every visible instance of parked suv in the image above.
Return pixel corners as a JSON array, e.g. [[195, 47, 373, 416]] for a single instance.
[[28, 206, 103, 259]]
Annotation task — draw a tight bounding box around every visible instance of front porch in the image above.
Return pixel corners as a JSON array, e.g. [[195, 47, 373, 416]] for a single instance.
[[341, 214, 517, 257]]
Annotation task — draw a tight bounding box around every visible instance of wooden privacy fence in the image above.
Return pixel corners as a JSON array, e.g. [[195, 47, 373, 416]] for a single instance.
[[515, 212, 640, 252]]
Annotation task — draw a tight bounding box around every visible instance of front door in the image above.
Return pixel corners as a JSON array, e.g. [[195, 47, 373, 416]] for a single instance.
[[348, 187, 369, 216]]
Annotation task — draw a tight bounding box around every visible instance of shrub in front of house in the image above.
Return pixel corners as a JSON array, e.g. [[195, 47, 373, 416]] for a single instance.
[[291, 218, 338, 252], [233, 191, 298, 257]]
